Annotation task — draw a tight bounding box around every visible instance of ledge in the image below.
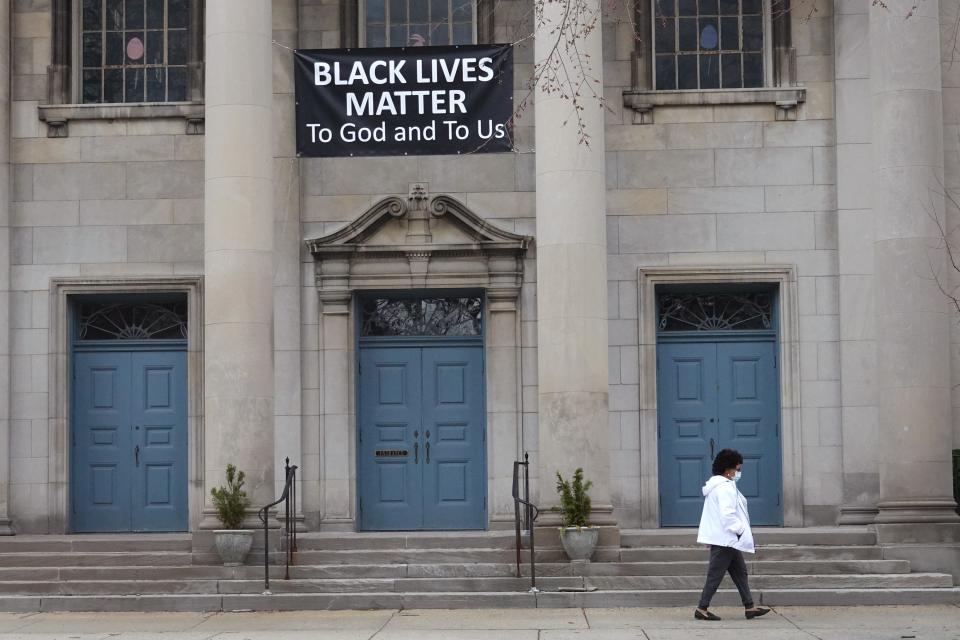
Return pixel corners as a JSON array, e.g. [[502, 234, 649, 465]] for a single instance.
[[622, 87, 806, 123], [37, 102, 205, 137]]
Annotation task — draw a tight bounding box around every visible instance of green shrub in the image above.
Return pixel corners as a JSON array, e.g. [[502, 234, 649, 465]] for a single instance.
[[555, 468, 593, 529], [210, 464, 250, 529]]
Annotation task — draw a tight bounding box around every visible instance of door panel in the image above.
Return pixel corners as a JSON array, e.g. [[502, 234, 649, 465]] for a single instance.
[[73, 352, 133, 532], [130, 351, 188, 532], [657, 343, 718, 526], [358, 348, 424, 530], [421, 347, 485, 529], [717, 341, 781, 525]]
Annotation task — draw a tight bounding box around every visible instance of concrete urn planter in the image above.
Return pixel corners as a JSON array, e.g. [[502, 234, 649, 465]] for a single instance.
[[214, 530, 255, 566], [559, 527, 599, 561]]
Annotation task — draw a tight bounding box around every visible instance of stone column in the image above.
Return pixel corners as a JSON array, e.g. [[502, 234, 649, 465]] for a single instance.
[[835, 0, 879, 525], [0, 0, 13, 534], [534, 0, 614, 525], [870, 0, 960, 534], [202, 0, 276, 523]]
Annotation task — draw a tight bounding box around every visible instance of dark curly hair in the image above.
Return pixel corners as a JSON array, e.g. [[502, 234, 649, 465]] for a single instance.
[[712, 449, 743, 476]]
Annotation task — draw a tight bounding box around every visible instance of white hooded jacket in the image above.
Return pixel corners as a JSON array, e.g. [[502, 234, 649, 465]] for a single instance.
[[696, 475, 755, 553]]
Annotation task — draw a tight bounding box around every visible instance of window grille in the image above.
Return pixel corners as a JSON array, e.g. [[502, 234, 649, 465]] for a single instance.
[[360, 296, 482, 336], [80, 0, 189, 103], [654, 0, 765, 90], [77, 301, 188, 340], [657, 292, 772, 332], [364, 0, 475, 47]]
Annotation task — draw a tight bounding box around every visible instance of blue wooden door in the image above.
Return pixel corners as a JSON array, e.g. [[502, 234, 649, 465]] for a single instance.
[[657, 340, 781, 526], [657, 343, 719, 527], [73, 350, 188, 532], [72, 352, 133, 532], [130, 352, 189, 532], [358, 348, 424, 530], [359, 345, 486, 530], [421, 347, 486, 529], [717, 341, 781, 525]]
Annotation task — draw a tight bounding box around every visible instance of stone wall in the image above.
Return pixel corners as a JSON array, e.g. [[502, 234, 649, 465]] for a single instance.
[[2, 0, 879, 531], [9, 1, 204, 533]]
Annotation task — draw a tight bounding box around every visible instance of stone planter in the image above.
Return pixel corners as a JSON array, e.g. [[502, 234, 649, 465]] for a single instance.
[[214, 529, 255, 566], [559, 526, 599, 561]]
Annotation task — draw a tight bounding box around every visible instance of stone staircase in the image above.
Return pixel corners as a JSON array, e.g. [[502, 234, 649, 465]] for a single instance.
[[0, 527, 955, 611]]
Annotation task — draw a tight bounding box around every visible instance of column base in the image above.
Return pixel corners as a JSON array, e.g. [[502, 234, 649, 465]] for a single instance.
[[535, 503, 618, 528], [837, 504, 879, 525], [197, 508, 280, 530], [0, 519, 14, 536], [874, 499, 960, 525]]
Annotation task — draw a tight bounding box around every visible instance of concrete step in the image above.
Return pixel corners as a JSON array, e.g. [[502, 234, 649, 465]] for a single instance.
[[620, 545, 883, 562], [0, 587, 957, 612], [0, 557, 917, 583], [0, 552, 194, 568], [621, 527, 878, 548], [293, 531, 518, 551], [0, 572, 949, 597], [0, 535, 192, 553], [290, 548, 520, 565]]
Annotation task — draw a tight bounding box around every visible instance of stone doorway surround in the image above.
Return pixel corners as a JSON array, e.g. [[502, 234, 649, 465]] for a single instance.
[[48, 277, 204, 534], [305, 184, 531, 530], [637, 265, 802, 528]]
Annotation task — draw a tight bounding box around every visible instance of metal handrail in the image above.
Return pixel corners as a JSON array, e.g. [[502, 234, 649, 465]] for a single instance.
[[258, 457, 298, 593], [512, 452, 540, 593]]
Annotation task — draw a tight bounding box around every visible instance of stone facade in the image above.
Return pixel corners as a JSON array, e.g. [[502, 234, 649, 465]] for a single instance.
[[0, 0, 957, 578]]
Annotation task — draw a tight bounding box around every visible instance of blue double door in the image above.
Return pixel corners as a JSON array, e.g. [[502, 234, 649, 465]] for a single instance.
[[359, 345, 486, 530], [72, 350, 188, 532], [657, 340, 782, 526]]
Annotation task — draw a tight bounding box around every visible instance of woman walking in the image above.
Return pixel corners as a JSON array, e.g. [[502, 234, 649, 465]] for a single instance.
[[694, 448, 771, 621]]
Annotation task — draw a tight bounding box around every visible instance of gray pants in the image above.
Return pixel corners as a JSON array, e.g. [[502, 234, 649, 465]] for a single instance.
[[698, 545, 754, 609]]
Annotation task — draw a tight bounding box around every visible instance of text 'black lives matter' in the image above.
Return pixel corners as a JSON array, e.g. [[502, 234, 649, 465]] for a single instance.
[[294, 45, 514, 157]]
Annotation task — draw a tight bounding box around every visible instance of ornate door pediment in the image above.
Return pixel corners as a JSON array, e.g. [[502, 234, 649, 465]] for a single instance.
[[305, 185, 531, 299]]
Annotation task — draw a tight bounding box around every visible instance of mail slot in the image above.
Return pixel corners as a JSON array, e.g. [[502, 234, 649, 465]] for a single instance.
[[375, 449, 408, 457]]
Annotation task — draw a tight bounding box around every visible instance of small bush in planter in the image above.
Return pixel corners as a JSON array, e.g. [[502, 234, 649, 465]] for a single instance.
[[555, 468, 598, 561], [210, 464, 254, 566], [211, 463, 250, 529], [555, 467, 593, 529]]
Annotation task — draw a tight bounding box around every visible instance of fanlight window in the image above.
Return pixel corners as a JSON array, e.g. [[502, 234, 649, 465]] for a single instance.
[[657, 292, 772, 331], [360, 296, 482, 336], [78, 301, 188, 340]]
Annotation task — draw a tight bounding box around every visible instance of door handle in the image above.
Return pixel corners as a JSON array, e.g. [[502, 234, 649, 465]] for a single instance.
[[413, 431, 419, 464], [425, 442, 430, 464], [709, 438, 715, 460], [135, 445, 140, 467]]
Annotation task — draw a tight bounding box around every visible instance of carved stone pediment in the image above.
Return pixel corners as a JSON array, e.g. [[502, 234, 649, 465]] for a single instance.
[[305, 185, 532, 300]]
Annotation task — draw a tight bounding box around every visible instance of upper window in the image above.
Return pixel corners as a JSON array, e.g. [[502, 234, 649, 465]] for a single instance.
[[79, 0, 190, 103], [363, 0, 476, 47], [653, 0, 768, 91]]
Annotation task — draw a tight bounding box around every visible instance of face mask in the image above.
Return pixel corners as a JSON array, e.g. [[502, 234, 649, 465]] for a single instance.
[[733, 471, 742, 483]]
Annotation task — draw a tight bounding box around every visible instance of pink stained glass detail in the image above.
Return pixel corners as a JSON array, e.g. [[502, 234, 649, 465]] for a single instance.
[[126, 37, 145, 61]]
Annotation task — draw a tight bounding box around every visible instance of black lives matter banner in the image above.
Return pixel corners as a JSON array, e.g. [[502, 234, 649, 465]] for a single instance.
[[294, 45, 513, 157]]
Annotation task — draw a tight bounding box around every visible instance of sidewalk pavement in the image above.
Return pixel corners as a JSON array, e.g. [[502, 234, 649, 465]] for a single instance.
[[0, 606, 956, 639]]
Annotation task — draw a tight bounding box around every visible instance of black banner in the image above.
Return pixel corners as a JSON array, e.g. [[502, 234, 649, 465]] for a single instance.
[[294, 45, 513, 157]]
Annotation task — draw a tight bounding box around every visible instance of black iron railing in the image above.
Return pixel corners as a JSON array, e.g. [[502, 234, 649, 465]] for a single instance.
[[258, 457, 298, 593], [513, 452, 540, 593]]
